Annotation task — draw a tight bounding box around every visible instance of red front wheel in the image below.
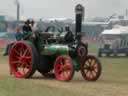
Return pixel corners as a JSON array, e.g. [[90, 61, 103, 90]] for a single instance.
[[9, 41, 38, 78], [54, 55, 74, 81], [81, 55, 102, 81]]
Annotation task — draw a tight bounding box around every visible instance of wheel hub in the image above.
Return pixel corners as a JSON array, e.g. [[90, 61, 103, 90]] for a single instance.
[[60, 65, 69, 71], [89, 66, 95, 71], [19, 56, 26, 64], [60, 65, 65, 71]]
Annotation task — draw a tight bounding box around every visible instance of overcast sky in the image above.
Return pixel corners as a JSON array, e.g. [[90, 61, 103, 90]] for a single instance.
[[0, 0, 128, 20]]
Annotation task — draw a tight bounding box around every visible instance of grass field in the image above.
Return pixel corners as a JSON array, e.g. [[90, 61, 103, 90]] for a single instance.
[[0, 43, 128, 96]]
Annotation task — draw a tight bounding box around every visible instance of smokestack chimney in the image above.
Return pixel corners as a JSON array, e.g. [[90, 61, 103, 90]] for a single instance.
[[75, 4, 85, 41]]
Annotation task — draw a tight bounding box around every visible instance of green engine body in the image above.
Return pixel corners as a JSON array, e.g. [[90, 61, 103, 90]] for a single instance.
[[26, 31, 72, 56], [41, 44, 69, 55], [23, 29, 87, 72]]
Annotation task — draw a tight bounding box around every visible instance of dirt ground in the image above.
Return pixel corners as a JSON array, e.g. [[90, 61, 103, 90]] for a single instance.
[[0, 52, 128, 96]]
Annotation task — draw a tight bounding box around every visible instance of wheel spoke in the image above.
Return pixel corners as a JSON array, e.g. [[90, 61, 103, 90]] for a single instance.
[[92, 60, 97, 66], [90, 71, 95, 78], [88, 71, 91, 79], [25, 63, 31, 68], [16, 63, 22, 67], [19, 48, 23, 56], [91, 59, 94, 66], [59, 66, 63, 72], [21, 44, 25, 52], [19, 63, 24, 68], [22, 67, 29, 75], [61, 59, 65, 65], [27, 60, 32, 65], [90, 59, 94, 66], [93, 68, 98, 73], [85, 69, 89, 74], [22, 68, 26, 75], [12, 61, 20, 64], [83, 64, 89, 69], [23, 48, 29, 57], [87, 59, 92, 65], [18, 64, 28, 75], [86, 62, 90, 66], [64, 71, 69, 77], [24, 56, 31, 60], [58, 70, 62, 74], [94, 65, 98, 70], [61, 72, 65, 77], [63, 65, 71, 71], [14, 56, 20, 59], [88, 59, 92, 64], [13, 49, 20, 55]]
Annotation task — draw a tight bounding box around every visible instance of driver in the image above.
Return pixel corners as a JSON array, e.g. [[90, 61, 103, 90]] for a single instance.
[[22, 19, 32, 33], [22, 19, 36, 39], [64, 25, 74, 43]]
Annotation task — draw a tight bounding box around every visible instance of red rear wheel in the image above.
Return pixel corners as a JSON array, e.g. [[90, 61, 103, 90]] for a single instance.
[[9, 41, 38, 78], [81, 55, 102, 81], [54, 55, 74, 81]]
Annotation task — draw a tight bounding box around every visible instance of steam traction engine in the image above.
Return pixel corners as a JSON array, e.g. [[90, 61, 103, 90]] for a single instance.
[[9, 4, 102, 81]]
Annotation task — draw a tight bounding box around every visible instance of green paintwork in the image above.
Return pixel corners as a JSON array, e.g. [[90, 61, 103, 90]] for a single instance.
[[23, 31, 83, 72], [72, 57, 81, 71], [23, 32, 33, 42], [41, 44, 69, 55]]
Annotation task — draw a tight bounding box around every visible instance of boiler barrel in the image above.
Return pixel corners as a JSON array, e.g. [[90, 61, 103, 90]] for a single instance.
[[40, 44, 69, 55]]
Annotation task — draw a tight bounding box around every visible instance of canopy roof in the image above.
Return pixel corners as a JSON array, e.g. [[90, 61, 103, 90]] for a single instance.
[[101, 26, 128, 35]]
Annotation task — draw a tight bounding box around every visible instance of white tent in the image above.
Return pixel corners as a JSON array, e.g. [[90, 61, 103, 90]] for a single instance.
[[101, 26, 128, 35]]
